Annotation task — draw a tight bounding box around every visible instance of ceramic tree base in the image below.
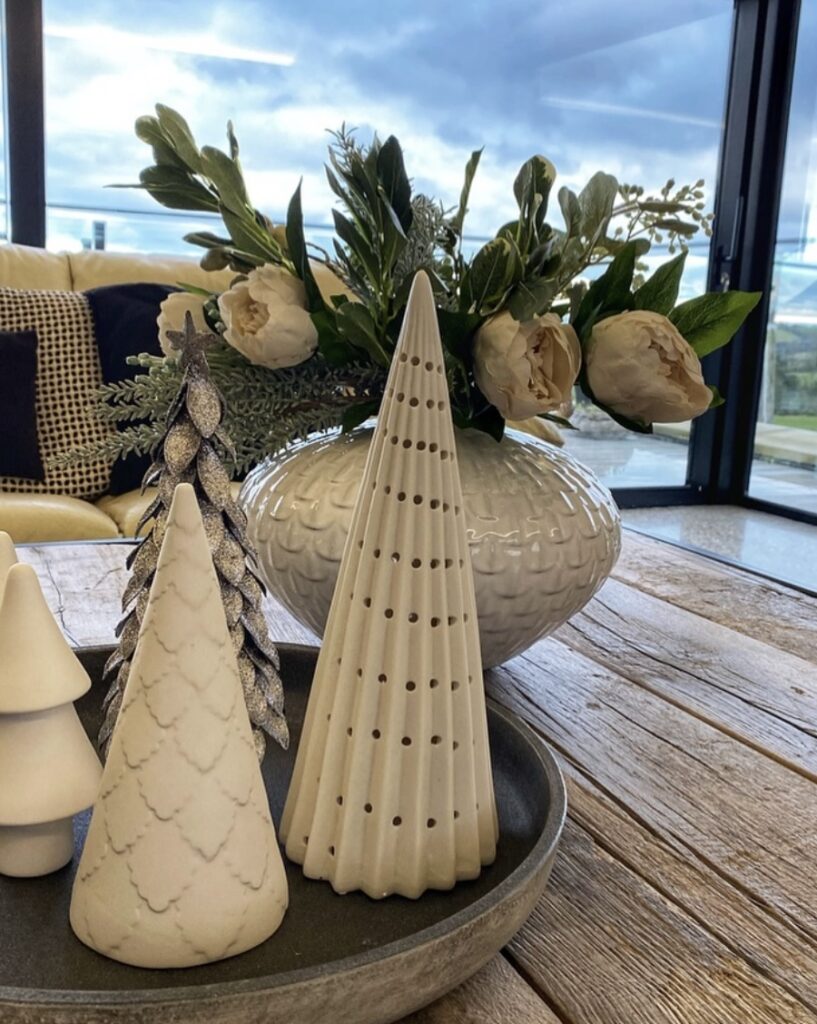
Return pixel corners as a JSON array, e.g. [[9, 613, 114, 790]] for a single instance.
[[70, 483, 288, 969], [281, 272, 498, 899], [0, 818, 74, 878], [0, 561, 102, 878]]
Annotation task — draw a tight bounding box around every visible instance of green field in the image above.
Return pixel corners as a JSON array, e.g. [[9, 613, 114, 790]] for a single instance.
[[772, 415, 817, 431]]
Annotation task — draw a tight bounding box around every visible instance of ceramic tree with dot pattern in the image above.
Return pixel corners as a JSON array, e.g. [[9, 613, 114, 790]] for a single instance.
[[281, 271, 498, 898], [70, 482, 288, 968]]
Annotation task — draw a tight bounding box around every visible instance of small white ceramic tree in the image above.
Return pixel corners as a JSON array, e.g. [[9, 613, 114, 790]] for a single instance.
[[281, 271, 498, 898], [70, 482, 288, 969], [0, 561, 102, 877], [0, 531, 17, 603]]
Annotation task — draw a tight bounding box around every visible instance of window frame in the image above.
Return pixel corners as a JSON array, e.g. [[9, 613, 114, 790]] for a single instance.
[[2, 0, 812, 522]]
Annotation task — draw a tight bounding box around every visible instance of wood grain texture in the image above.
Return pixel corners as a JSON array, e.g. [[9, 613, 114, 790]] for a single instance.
[[488, 642, 817, 937], [18, 541, 319, 649], [561, 579, 817, 776], [564, 766, 817, 1012], [508, 821, 817, 1024], [404, 955, 564, 1024], [615, 532, 817, 662]]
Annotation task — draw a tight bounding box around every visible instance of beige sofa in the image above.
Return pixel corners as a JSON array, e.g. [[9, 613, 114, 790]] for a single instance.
[[0, 243, 234, 543]]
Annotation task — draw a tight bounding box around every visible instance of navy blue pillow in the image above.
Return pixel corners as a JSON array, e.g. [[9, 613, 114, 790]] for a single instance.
[[85, 283, 176, 495], [0, 329, 44, 481]]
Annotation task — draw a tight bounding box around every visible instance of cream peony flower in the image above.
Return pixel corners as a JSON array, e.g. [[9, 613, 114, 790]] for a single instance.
[[218, 264, 318, 369], [473, 312, 581, 420], [586, 310, 712, 425], [157, 291, 209, 359]]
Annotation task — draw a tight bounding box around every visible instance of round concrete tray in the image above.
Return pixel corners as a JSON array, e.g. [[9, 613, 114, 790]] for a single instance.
[[0, 645, 566, 1024]]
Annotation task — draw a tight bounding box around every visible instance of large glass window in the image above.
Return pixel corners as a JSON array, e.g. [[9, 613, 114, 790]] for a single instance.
[[42, 0, 732, 488], [748, 1, 817, 515]]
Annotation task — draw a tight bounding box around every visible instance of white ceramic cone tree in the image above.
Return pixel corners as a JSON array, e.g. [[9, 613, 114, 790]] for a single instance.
[[281, 271, 498, 899], [0, 562, 102, 877], [70, 483, 288, 969], [0, 531, 17, 604]]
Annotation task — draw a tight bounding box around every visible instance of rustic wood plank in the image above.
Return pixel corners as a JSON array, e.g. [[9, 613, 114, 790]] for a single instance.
[[562, 764, 817, 1012], [616, 531, 817, 662], [487, 641, 817, 939], [403, 955, 563, 1023], [17, 541, 319, 649], [558, 578, 817, 777], [507, 820, 817, 1024]]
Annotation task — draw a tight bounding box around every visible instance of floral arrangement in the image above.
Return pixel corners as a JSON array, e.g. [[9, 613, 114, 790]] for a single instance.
[[76, 104, 760, 472]]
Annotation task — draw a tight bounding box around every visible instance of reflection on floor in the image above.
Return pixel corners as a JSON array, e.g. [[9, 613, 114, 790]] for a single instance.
[[622, 505, 817, 594], [563, 431, 817, 515]]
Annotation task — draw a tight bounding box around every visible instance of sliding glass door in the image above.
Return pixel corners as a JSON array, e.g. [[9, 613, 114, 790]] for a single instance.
[[748, 1, 817, 514]]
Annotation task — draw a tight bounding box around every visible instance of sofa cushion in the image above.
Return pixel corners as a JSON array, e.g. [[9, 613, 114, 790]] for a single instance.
[[85, 282, 173, 495], [68, 249, 234, 293], [0, 289, 114, 499], [0, 329, 44, 480], [0, 491, 119, 543], [0, 244, 72, 291]]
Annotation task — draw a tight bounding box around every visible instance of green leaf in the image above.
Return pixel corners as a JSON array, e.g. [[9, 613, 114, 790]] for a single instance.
[[466, 236, 517, 312], [342, 399, 381, 433], [514, 155, 556, 236], [539, 412, 577, 430], [332, 209, 380, 282], [506, 277, 558, 320], [155, 104, 202, 172], [455, 402, 505, 442], [708, 385, 724, 409], [376, 136, 413, 232], [578, 171, 618, 243], [226, 120, 240, 161], [669, 290, 762, 358], [437, 309, 483, 362], [311, 309, 358, 366], [286, 181, 323, 311], [637, 200, 688, 214], [558, 186, 581, 238], [633, 253, 687, 315], [653, 218, 698, 237], [134, 115, 186, 169], [573, 241, 637, 341], [200, 146, 249, 214], [450, 148, 483, 238], [136, 165, 219, 212], [183, 230, 233, 250], [335, 302, 390, 366]]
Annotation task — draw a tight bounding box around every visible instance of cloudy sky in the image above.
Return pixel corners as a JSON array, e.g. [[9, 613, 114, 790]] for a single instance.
[[39, 0, 737, 263]]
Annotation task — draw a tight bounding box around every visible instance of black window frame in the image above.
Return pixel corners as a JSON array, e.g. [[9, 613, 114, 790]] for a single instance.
[[2, 0, 813, 524]]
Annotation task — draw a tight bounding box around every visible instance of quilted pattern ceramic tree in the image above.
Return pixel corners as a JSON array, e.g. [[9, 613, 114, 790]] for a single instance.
[[0, 560, 102, 877], [281, 271, 498, 898], [70, 482, 288, 968]]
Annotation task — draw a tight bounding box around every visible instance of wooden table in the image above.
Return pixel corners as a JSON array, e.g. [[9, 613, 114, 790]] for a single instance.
[[19, 531, 817, 1024]]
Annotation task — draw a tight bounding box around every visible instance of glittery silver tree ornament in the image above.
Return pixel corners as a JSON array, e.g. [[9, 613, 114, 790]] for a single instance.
[[99, 313, 288, 760]]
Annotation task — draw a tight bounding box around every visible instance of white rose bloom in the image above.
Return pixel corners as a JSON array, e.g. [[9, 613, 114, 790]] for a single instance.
[[157, 291, 209, 359], [586, 310, 712, 425], [473, 311, 581, 420], [218, 264, 318, 369]]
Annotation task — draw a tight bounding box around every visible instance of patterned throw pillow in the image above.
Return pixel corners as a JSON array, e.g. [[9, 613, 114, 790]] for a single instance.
[[0, 288, 114, 499]]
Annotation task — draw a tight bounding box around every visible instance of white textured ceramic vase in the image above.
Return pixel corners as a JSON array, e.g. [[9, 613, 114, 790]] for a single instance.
[[241, 427, 621, 668], [281, 272, 497, 899]]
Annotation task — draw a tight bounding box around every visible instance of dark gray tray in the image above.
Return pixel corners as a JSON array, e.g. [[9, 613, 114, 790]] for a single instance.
[[0, 645, 566, 1024]]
